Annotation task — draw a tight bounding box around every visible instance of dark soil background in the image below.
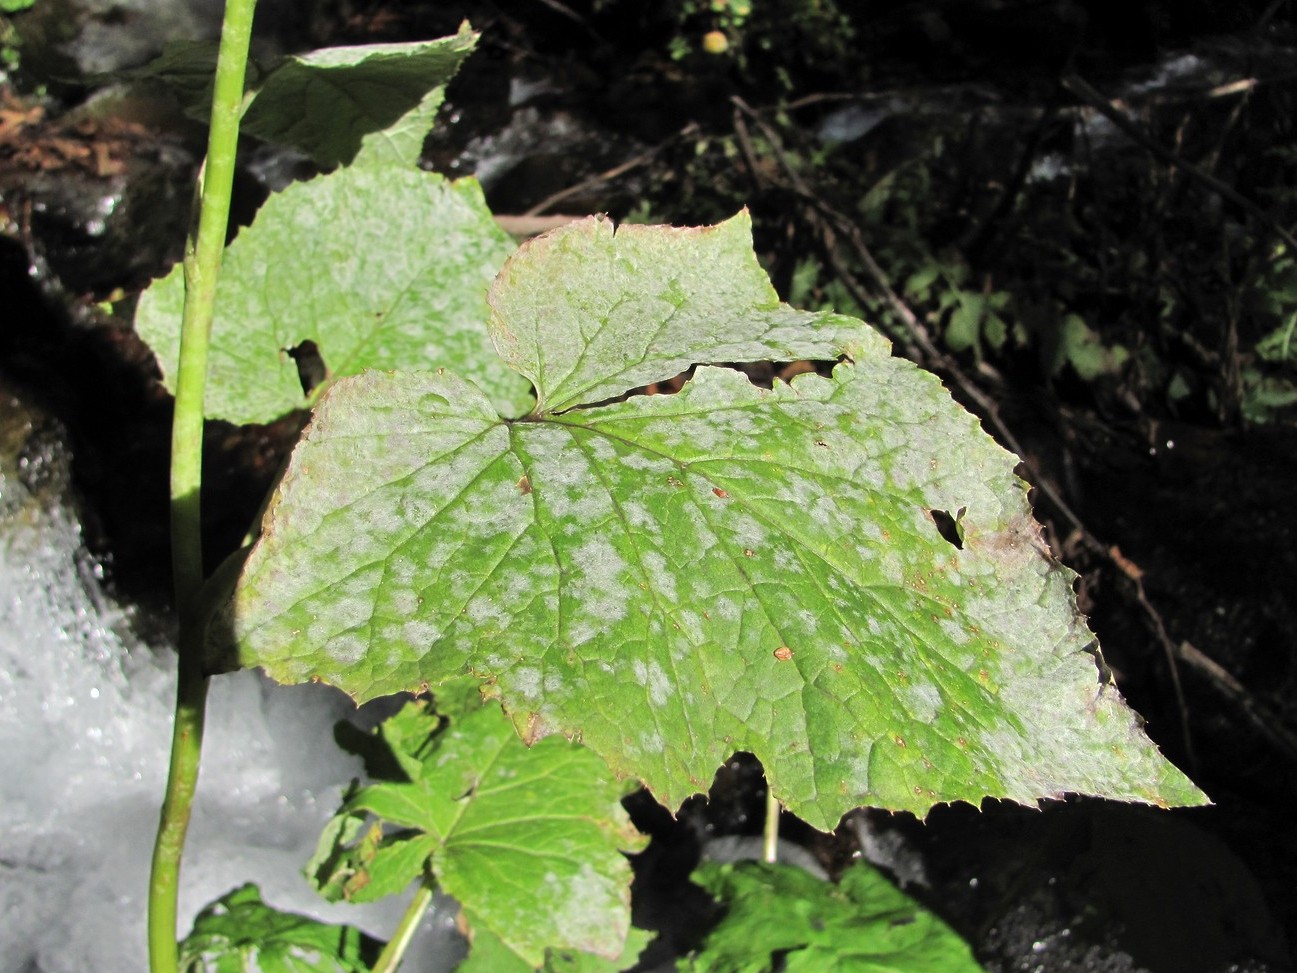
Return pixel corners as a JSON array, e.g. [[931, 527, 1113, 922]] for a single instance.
[[2, 1, 1296, 970]]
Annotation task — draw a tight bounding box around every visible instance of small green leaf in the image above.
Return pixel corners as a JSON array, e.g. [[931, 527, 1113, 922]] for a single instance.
[[307, 699, 642, 967], [178, 883, 379, 973], [135, 169, 531, 424], [983, 312, 1008, 350], [487, 212, 872, 414], [1050, 314, 1127, 381], [1256, 314, 1297, 363], [903, 263, 940, 300], [240, 25, 478, 168], [684, 860, 982, 973], [945, 293, 984, 353]]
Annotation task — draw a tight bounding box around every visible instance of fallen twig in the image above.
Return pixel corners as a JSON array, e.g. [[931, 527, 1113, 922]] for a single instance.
[[1174, 640, 1297, 767], [494, 213, 587, 238], [524, 123, 698, 218], [1060, 73, 1297, 254]]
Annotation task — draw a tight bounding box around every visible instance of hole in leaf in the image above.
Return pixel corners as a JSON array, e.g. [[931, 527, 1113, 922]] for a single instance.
[[577, 360, 844, 414], [929, 507, 965, 549], [286, 340, 328, 396]]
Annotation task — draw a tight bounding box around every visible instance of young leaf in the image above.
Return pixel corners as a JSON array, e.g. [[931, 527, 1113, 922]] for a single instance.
[[683, 860, 981, 973], [135, 170, 532, 424], [178, 883, 379, 973], [308, 697, 642, 967], [240, 25, 478, 168], [216, 214, 1205, 829]]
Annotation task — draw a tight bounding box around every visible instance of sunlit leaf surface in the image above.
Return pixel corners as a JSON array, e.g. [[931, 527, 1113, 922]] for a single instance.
[[308, 696, 640, 967], [136, 171, 531, 424], [218, 213, 1205, 827]]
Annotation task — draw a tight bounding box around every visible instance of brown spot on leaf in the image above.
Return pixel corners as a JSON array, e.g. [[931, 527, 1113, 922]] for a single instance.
[[521, 711, 558, 745]]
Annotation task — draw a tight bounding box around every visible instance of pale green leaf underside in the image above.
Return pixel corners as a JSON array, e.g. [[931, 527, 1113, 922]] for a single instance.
[[135, 170, 532, 425], [241, 25, 478, 168], [341, 702, 639, 966], [488, 213, 876, 414], [220, 358, 1203, 827]]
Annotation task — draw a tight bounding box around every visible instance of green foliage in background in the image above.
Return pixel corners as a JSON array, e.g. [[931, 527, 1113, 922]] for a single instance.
[[685, 860, 981, 972]]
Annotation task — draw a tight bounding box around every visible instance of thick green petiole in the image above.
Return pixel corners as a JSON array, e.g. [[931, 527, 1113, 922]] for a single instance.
[[763, 784, 780, 864], [147, 0, 258, 970]]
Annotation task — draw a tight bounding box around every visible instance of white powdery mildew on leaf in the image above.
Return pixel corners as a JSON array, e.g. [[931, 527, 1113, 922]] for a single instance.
[[228, 224, 1204, 825], [632, 659, 672, 708], [137, 170, 533, 425], [903, 681, 944, 724], [511, 666, 542, 702], [487, 212, 875, 414], [552, 860, 630, 955]]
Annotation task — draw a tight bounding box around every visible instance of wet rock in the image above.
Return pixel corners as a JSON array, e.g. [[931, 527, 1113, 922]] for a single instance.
[[11, 0, 304, 79]]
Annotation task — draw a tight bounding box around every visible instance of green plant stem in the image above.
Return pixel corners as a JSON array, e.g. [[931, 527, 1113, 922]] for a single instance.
[[372, 880, 436, 973], [147, 0, 257, 970], [763, 786, 779, 864]]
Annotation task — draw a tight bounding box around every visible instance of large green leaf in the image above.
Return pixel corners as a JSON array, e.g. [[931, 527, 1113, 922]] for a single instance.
[[683, 860, 981, 973], [178, 883, 379, 973], [135, 169, 531, 424], [308, 695, 642, 968], [215, 213, 1205, 827]]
